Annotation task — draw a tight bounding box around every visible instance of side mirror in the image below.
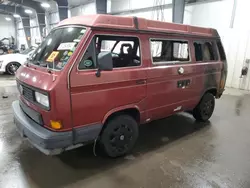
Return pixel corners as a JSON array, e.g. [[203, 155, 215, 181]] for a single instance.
[[96, 51, 113, 77]]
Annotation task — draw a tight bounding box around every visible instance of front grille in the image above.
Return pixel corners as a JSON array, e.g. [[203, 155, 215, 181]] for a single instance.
[[22, 85, 35, 101], [16, 81, 44, 125], [17, 80, 50, 111], [17, 81, 35, 102]]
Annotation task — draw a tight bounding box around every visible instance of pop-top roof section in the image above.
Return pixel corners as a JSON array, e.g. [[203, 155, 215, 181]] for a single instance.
[[58, 14, 218, 37]]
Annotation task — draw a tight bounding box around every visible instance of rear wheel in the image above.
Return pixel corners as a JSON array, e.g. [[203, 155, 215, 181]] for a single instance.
[[6, 62, 20, 75], [193, 93, 215, 122], [100, 115, 139, 158]]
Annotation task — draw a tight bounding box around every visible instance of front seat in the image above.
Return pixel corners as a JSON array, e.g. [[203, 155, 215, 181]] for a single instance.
[[119, 43, 133, 67]]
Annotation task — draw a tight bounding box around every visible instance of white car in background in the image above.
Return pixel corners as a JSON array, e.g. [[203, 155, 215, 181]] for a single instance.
[[0, 47, 36, 75]]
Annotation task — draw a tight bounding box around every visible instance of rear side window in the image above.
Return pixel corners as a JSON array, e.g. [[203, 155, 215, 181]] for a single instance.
[[194, 41, 218, 62], [217, 41, 226, 60], [150, 39, 190, 64]]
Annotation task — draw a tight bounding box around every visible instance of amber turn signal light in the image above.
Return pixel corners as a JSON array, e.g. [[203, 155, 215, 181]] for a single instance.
[[50, 120, 62, 130]]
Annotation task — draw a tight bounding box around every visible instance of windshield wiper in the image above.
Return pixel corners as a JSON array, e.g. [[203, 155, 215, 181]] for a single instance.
[[33, 60, 41, 65], [30, 60, 54, 74], [40, 63, 47, 67], [33, 60, 48, 67]]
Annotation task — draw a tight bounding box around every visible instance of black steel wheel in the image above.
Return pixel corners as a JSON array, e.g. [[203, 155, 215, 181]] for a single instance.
[[193, 93, 215, 122], [6, 62, 20, 75], [100, 115, 138, 158]]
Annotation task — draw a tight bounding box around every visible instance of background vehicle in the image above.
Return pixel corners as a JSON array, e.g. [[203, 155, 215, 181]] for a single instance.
[[0, 46, 36, 75], [0, 37, 18, 55]]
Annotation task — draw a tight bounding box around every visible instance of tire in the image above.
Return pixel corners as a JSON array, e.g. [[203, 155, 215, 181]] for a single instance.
[[193, 93, 215, 122], [6, 62, 21, 75], [100, 115, 139, 158]]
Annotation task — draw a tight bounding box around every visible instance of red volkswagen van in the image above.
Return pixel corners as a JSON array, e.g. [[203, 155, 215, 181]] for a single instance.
[[12, 15, 227, 157]]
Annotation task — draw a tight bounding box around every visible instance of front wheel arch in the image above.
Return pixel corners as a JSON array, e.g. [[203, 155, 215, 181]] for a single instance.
[[99, 107, 140, 138]]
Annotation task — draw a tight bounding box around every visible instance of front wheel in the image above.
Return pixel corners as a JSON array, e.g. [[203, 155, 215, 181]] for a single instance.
[[100, 115, 139, 158], [6, 62, 21, 75], [193, 93, 215, 122]]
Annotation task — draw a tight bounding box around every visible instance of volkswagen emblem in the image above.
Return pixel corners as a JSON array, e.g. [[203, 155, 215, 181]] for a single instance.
[[19, 85, 23, 94]]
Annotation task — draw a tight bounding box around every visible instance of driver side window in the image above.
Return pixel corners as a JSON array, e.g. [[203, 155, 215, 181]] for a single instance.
[[78, 35, 141, 70], [96, 35, 141, 68]]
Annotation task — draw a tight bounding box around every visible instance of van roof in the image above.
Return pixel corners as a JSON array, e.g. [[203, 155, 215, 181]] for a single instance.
[[58, 14, 219, 38]]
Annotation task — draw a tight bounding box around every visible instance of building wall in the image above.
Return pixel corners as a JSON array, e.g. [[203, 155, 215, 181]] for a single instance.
[[70, 2, 96, 17], [0, 14, 16, 42], [110, 0, 172, 13], [30, 16, 41, 46], [187, 0, 233, 29], [47, 11, 60, 31], [16, 19, 27, 49], [45, 2, 96, 32]]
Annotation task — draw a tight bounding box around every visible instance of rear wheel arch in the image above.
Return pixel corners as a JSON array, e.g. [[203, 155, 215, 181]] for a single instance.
[[193, 87, 217, 111], [198, 88, 217, 103], [206, 88, 217, 96]]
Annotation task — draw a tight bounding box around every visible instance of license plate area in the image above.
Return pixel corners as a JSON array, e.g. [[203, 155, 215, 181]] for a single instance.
[[19, 99, 43, 125]]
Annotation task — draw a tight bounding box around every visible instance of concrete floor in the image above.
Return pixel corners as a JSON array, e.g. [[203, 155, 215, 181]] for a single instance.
[[1, 75, 250, 188]]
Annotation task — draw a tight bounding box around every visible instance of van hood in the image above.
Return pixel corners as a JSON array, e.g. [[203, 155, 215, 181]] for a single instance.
[[16, 65, 58, 91]]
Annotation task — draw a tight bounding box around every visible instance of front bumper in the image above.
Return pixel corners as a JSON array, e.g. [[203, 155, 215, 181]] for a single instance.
[[12, 100, 73, 155], [12, 100, 103, 155]]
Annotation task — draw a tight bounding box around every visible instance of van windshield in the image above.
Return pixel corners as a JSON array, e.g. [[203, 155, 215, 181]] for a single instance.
[[30, 27, 86, 70]]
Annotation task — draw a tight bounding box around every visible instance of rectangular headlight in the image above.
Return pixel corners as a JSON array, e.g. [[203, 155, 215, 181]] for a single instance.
[[35, 91, 49, 108]]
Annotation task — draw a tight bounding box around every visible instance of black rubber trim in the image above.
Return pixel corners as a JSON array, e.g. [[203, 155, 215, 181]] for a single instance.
[[73, 123, 103, 144], [133, 17, 139, 30], [91, 26, 220, 39]]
